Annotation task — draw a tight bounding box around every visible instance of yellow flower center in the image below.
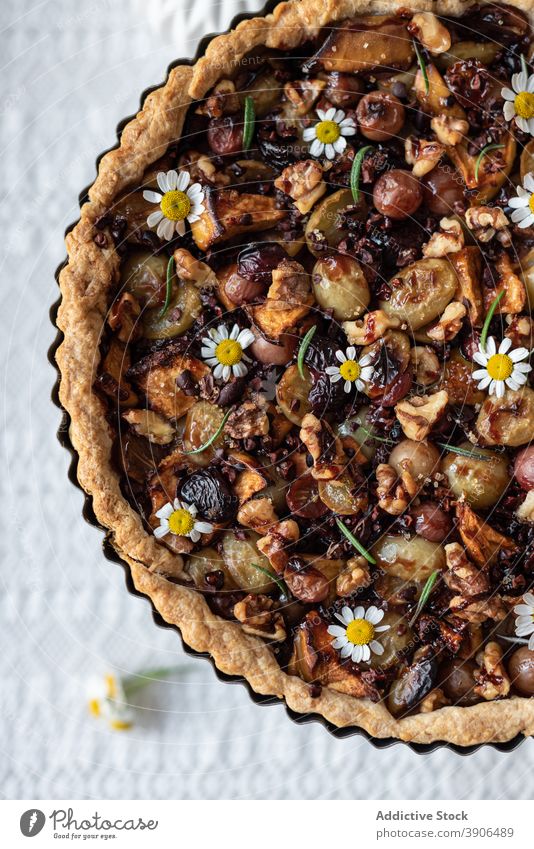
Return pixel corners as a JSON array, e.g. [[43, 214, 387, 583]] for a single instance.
[[514, 91, 534, 119], [88, 699, 101, 717], [529, 194, 534, 215], [160, 189, 191, 221], [168, 508, 195, 536], [105, 674, 117, 700], [339, 360, 361, 382], [215, 339, 243, 366], [315, 119, 341, 144], [346, 618, 375, 646], [486, 352, 514, 381], [110, 719, 133, 731]]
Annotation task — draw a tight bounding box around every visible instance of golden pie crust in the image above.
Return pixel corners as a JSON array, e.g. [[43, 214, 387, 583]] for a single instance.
[[56, 0, 534, 745]]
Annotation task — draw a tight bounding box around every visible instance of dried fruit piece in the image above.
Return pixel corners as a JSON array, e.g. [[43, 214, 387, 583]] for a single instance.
[[395, 390, 449, 441]]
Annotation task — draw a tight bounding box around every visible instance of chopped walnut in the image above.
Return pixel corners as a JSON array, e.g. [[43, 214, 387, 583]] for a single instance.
[[257, 519, 300, 572], [195, 79, 240, 118], [450, 247, 483, 326], [376, 463, 417, 516], [342, 310, 402, 346], [505, 314, 534, 350], [426, 301, 466, 342], [283, 78, 326, 115], [268, 259, 310, 306], [233, 594, 286, 641], [431, 115, 469, 146], [225, 396, 269, 439], [178, 149, 231, 187], [108, 292, 141, 344], [405, 135, 445, 177], [410, 11, 451, 54], [122, 408, 176, 445], [465, 206, 511, 245], [173, 248, 217, 288], [336, 556, 371, 596], [456, 502, 517, 568], [299, 413, 347, 480], [516, 490, 534, 524], [483, 252, 526, 315], [410, 346, 441, 386], [274, 160, 326, 215], [418, 688, 450, 713], [474, 642, 511, 700], [443, 543, 490, 596], [237, 497, 278, 533], [395, 390, 449, 441], [423, 217, 464, 258], [449, 595, 508, 624]]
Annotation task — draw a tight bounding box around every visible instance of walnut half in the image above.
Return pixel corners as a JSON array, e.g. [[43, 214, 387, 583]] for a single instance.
[[233, 594, 286, 641], [474, 642, 511, 700], [274, 159, 326, 215], [395, 390, 448, 441], [376, 463, 417, 516]]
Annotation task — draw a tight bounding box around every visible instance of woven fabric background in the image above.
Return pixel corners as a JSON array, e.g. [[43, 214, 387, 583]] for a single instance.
[[1, 0, 532, 800]]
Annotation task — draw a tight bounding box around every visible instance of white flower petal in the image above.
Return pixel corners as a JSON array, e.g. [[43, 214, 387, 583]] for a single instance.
[[499, 337, 512, 354], [340, 643, 353, 658], [473, 350, 489, 366], [324, 143, 336, 160], [518, 212, 534, 228], [233, 361, 248, 378], [501, 87, 515, 101], [344, 380, 352, 393], [366, 606, 384, 625], [509, 347, 530, 362], [213, 363, 224, 379], [325, 366, 340, 375], [353, 606, 365, 620], [195, 521, 214, 534], [329, 373, 342, 383], [333, 136, 347, 154], [341, 606, 355, 624], [143, 190, 162, 204], [147, 209, 164, 227], [370, 640, 384, 656], [328, 625, 348, 638], [177, 171, 190, 191], [155, 503, 174, 519], [351, 645, 363, 663], [325, 107, 336, 121], [503, 101, 516, 121], [189, 529, 200, 543], [166, 169, 178, 190], [335, 349, 346, 363], [524, 172, 534, 193], [486, 337, 496, 356], [476, 375, 492, 390], [495, 380, 506, 398], [506, 377, 521, 390], [346, 346, 356, 360], [157, 171, 170, 193], [153, 524, 169, 539], [303, 127, 317, 141], [361, 644, 371, 662], [309, 138, 324, 158]]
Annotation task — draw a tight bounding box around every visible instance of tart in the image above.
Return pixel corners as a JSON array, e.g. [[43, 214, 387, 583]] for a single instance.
[[56, 0, 534, 746]]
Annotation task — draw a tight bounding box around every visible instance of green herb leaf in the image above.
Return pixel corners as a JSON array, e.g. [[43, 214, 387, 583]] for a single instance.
[[350, 145, 373, 203], [409, 570, 439, 628], [122, 666, 185, 695], [297, 324, 317, 378], [480, 290, 505, 352], [413, 39, 429, 94], [159, 256, 175, 319], [437, 442, 491, 462], [243, 95, 256, 151], [183, 409, 232, 455], [252, 562, 288, 597], [359, 426, 395, 445], [474, 143, 505, 183], [336, 518, 376, 565]]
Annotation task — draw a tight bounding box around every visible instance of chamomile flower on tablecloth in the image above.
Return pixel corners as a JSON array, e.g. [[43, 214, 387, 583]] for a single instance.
[[327, 605, 390, 664], [325, 346, 375, 393], [303, 107, 356, 160], [143, 170, 205, 241], [87, 673, 133, 731], [472, 336, 531, 398], [201, 323, 255, 381]]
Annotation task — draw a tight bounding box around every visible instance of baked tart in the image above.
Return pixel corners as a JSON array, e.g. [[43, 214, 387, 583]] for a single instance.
[[56, 0, 534, 746]]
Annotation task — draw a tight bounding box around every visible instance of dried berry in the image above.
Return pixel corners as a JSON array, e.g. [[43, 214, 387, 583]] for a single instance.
[[179, 469, 238, 523]]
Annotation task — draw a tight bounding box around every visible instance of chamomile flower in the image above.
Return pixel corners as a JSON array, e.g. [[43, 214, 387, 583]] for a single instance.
[[508, 172, 534, 228], [472, 336, 531, 398], [328, 605, 390, 664], [154, 498, 213, 542], [303, 107, 356, 160], [143, 170, 205, 241], [325, 346, 375, 393], [201, 323, 255, 381], [514, 592, 534, 650], [87, 673, 133, 731], [502, 66, 534, 134]]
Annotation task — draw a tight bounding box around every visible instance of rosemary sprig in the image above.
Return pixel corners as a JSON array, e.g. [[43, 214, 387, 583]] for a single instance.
[[413, 39, 429, 94], [159, 256, 175, 319], [350, 145, 373, 203], [437, 442, 491, 462], [183, 409, 231, 455], [243, 95, 256, 151], [474, 143, 505, 183], [297, 324, 317, 378], [336, 518, 376, 565], [409, 570, 439, 628], [252, 563, 288, 597], [359, 425, 394, 445], [480, 290, 505, 352]]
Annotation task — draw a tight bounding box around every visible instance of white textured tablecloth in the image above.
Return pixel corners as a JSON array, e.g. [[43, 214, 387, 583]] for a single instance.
[[1, 0, 533, 800]]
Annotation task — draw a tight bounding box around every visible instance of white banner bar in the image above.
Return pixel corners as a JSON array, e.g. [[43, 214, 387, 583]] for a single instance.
[[2, 800, 532, 847]]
